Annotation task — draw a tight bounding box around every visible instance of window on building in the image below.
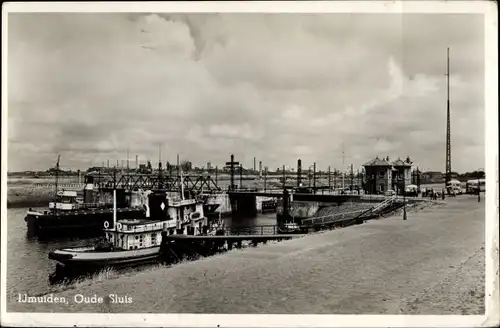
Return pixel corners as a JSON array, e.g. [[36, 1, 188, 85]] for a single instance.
[[379, 171, 385, 178], [380, 184, 384, 192]]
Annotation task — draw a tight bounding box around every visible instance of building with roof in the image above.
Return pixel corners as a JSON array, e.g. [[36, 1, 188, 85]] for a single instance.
[[363, 156, 413, 194]]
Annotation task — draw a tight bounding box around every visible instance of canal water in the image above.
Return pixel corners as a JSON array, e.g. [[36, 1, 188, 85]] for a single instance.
[[5, 207, 277, 300]]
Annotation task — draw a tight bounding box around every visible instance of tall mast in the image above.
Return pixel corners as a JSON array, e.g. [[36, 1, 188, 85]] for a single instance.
[[445, 47, 452, 184], [54, 155, 60, 211]]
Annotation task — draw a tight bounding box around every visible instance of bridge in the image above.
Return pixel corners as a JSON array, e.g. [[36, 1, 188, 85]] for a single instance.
[[85, 172, 222, 194]]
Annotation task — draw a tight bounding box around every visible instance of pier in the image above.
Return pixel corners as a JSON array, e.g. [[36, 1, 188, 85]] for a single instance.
[[160, 233, 305, 263]]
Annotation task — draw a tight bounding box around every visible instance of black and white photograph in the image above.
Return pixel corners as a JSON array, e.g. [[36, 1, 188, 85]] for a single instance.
[[1, 1, 498, 327]]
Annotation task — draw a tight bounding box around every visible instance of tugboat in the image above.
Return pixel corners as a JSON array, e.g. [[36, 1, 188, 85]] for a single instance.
[[48, 188, 210, 270], [24, 185, 146, 238], [24, 156, 145, 238]]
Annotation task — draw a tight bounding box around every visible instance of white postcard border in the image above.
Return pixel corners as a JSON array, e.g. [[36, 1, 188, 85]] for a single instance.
[[1, 1, 498, 327]]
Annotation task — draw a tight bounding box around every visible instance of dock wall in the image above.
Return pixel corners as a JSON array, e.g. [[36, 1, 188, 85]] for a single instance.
[[205, 193, 232, 215], [204, 194, 277, 216]]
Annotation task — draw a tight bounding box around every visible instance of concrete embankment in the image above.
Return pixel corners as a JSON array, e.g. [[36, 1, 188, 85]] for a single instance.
[[8, 195, 485, 314]]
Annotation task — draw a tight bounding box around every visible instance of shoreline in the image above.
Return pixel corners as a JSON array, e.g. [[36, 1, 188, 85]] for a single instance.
[[13, 199, 441, 298], [8, 196, 484, 314]]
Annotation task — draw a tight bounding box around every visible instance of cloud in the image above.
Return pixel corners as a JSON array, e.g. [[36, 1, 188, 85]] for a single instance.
[[7, 13, 484, 173]]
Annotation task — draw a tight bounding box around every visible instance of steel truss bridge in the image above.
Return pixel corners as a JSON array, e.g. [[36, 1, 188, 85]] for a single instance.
[[86, 173, 222, 193]]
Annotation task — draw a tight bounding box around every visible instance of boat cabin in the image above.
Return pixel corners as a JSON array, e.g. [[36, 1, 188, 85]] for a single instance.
[[104, 219, 167, 250], [163, 198, 208, 236], [102, 193, 209, 251], [49, 191, 80, 210]]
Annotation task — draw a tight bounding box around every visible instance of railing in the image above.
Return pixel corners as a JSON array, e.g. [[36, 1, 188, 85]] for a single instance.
[[33, 183, 85, 189], [371, 195, 397, 212], [301, 209, 367, 226], [352, 195, 399, 221], [218, 225, 279, 236], [73, 202, 108, 210], [302, 195, 399, 227]]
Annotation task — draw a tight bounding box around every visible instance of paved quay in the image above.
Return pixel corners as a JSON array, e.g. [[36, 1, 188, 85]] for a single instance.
[[11, 195, 485, 314]]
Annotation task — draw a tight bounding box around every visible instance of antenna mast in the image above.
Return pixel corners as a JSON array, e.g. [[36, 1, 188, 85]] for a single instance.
[[445, 47, 452, 184]]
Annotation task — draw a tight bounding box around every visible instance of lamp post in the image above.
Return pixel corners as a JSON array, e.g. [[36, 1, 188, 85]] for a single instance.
[[399, 172, 407, 220], [477, 168, 484, 203]]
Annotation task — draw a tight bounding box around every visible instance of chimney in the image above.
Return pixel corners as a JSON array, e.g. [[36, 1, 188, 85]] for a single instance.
[[386, 156, 389, 161]]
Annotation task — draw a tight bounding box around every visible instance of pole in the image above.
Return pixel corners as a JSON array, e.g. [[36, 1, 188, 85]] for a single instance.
[[283, 164, 286, 188], [239, 164, 243, 190], [54, 155, 60, 212], [113, 188, 117, 229], [231, 154, 235, 190], [358, 169, 361, 195], [313, 162, 316, 194], [215, 166, 218, 186], [264, 167, 267, 191], [328, 166, 331, 192], [445, 47, 452, 185], [403, 173, 407, 220], [297, 159, 302, 187], [333, 169, 337, 190], [350, 164, 353, 193], [417, 167, 420, 190], [181, 166, 185, 200]]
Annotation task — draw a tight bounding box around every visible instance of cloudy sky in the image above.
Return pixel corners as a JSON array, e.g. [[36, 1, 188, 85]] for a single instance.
[[8, 13, 485, 173]]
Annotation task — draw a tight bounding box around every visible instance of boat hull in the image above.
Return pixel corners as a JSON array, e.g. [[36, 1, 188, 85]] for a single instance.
[[49, 246, 161, 269], [25, 208, 146, 238]]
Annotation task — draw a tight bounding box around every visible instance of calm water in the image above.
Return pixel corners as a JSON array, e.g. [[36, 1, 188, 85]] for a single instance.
[[6, 207, 277, 299]]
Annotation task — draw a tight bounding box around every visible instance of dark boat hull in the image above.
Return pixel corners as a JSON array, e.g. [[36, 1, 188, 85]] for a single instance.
[[25, 208, 146, 238]]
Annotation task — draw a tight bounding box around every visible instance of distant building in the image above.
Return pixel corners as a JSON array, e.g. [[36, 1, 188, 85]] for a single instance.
[[363, 156, 412, 194], [207, 162, 212, 170]]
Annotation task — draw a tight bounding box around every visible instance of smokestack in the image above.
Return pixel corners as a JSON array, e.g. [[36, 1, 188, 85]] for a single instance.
[[254, 157, 256, 171], [259, 161, 262, 172], [136, 155, 138, 169], [297, 159, 302, 187]]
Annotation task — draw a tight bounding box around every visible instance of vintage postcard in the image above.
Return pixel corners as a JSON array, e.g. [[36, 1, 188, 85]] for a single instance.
[[1, 1, 498, 327]]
